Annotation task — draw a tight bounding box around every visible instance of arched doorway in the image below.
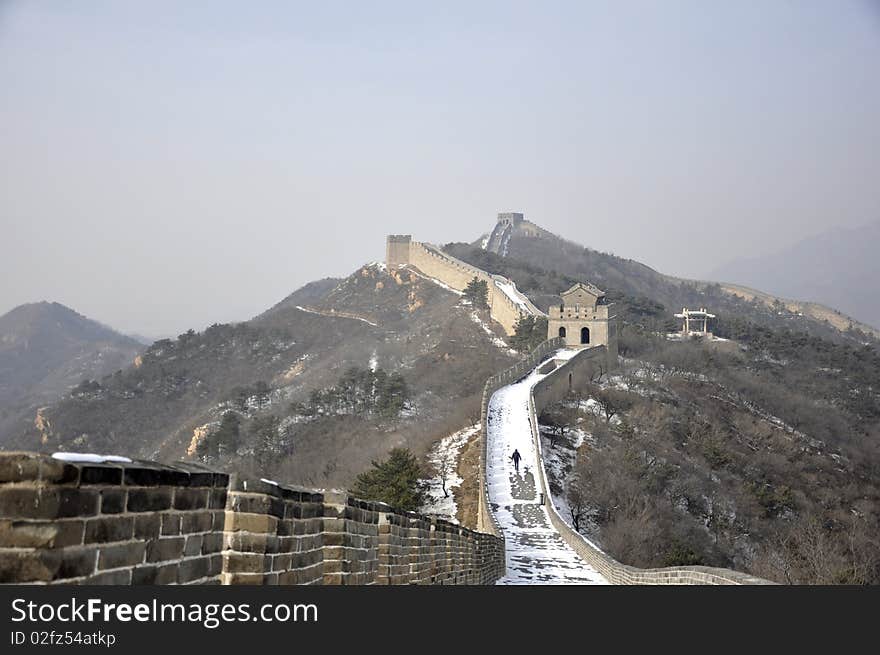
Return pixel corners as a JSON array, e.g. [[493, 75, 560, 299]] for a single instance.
[[558, 326, 566, 338], [580, 327, 590, 344]]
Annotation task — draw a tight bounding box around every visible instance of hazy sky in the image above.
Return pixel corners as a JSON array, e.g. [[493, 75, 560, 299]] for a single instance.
[[2, 1, 879, 336]]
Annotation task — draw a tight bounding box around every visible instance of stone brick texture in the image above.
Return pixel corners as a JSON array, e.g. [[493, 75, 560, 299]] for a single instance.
[[393, 238, 542, 336], [0, 455, 227, 585], [0, 453, 504, 585]]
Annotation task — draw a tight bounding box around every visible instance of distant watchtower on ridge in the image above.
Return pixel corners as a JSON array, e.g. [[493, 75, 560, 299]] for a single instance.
[[386, 234, 412, 268], [496, 212, 524, 228]]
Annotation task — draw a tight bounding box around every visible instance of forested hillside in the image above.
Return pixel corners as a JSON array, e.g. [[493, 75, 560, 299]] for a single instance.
[[6, 265, 516, 489], [0, 302, 142, 444]]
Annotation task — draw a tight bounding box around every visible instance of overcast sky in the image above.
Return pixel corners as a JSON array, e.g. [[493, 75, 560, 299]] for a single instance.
[[2, 1, 878, 336]]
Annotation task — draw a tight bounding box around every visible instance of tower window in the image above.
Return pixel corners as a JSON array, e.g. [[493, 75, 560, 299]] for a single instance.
[[581, 327, 590, 344]]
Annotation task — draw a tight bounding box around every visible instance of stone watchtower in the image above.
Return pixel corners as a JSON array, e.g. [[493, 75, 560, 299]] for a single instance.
[[496, 212, 524, 228], [386, 235, 412, 268], [547, 282, 618, 366]]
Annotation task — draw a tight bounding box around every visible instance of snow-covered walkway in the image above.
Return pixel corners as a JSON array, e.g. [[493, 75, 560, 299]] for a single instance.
[[487, 349, 608, 584]]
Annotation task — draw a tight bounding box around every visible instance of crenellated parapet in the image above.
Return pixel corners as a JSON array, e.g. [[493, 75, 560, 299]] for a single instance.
[[0, 452, 504, 585]]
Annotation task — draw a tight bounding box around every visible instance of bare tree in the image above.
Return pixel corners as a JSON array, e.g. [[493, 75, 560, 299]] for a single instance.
[[589, 362, 607, 383], [591, 386, 632, 423], [435, 447, 457, 499], [567, 477, 588, 533]]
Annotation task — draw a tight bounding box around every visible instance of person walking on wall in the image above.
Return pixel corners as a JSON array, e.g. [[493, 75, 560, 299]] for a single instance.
[[511, 449, 522, 473]]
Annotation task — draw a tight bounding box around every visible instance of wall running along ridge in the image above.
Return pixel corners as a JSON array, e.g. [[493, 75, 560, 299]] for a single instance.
[[0, 454, 504, 585], [386, 235, 543, 335], [483, 341, 775, 584]]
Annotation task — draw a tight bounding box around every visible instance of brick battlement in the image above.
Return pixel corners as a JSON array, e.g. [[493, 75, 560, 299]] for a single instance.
[[0, 453, 504, 585], [385, 235, 544, 335]]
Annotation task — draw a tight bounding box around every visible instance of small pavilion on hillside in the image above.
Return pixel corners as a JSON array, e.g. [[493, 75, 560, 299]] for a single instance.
[[674, 307, 716, 337]]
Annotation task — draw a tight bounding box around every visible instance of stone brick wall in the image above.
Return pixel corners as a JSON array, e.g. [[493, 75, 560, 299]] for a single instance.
[[0, 453, 504, 585], [0, 454, 227, 584], [221, 477, 325, 585], [386, 234, 413, 268], [532, 345, 608, 411], [388, 237, 543, 335], [378, 510, 504, 585]]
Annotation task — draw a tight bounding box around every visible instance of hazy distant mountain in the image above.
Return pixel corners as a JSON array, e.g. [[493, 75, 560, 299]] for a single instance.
[[707, 221, 880, 330], [126, 333, 170, 346], [0, 301, 142, 439]]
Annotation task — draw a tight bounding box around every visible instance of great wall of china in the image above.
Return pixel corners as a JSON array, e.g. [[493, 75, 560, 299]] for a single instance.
[[0, 232, 771, 584], [386, 234, 543, 335], [482, 342, 772, 584]]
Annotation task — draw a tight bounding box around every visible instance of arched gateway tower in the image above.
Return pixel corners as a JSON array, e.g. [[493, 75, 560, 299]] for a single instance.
[[547, 282, 618, 365]]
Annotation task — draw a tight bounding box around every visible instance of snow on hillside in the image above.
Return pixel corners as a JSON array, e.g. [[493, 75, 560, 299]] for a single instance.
[[407, 267, 465, 295], [294, 305, 378, 327], [420, 424, 480, 523], [538, 424, 606, 543], [539, 425, 584, 523], [468, 310, 517, 355]]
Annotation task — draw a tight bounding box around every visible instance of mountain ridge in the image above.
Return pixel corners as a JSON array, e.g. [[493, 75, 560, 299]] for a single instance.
[[707, 219, 880, 330], [0, 300, 143, 442]]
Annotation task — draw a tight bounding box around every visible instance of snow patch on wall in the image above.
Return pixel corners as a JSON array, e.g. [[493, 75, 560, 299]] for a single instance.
[[52, 452, 132, 464], [493, 278, 530, 313]]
